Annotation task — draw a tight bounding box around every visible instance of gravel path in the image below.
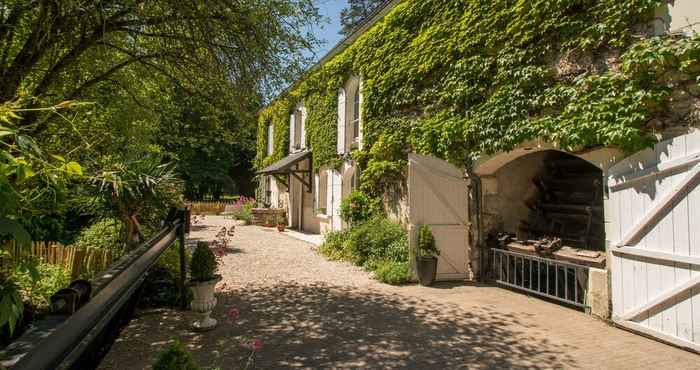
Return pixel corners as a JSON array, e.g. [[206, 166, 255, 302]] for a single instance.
[[98, 216, 700, 370], [187, 216, 374, 288]]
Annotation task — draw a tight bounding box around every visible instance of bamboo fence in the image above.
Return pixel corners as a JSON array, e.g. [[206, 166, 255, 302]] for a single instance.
[[1, 241, 118, 279]]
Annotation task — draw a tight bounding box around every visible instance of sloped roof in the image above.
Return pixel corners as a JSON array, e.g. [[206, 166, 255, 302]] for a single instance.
[[257, 150, 311, 174]]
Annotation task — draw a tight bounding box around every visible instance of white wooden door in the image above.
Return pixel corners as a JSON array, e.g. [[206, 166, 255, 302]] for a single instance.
[[408, 153, 470, 280], [607, 129, 700, 353]]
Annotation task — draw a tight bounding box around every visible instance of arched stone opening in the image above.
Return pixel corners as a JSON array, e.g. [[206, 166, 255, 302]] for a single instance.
[[478, 149, 606, 261]]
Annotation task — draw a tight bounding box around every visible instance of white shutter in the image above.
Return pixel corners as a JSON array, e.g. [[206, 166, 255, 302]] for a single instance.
[[358, 81, 363, 150], [326, 169, 333, 216], [289, 113, 295, 152], [300, 107, 306, 149], [313, 173, 319, 210], [332, 170, 343, 230], [337, 89, 346, 154], [267, 125, 273, 155]]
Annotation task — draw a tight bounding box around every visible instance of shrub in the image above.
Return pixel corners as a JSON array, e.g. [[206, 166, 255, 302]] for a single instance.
[[153, 339, 199, 370], [230, 196, 255, 223], [345, 217, 406, 265], [374, 261, 411, 285], [418, 225, 439, 257], [190, 241, 217, 282], [74, 218, 123, 253], [318, 230, 351, 260], [339, 191, 371, 226], [12, 262, 70, 310]]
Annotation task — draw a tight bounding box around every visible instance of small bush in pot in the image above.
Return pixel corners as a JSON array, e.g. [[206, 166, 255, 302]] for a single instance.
[[189, 241, 221, 331], [416, 225, 440, 286], [190, 241, 217, 282]]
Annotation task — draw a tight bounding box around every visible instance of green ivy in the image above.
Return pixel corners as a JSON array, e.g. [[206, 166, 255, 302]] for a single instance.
[[257, 0, 700, 196]]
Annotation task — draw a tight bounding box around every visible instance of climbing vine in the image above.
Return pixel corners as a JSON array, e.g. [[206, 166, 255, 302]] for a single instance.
[[256, 0, 700, 196]]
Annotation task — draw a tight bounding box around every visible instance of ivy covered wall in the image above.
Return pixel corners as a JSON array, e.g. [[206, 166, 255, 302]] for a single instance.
[[255, 0, 700, 196]]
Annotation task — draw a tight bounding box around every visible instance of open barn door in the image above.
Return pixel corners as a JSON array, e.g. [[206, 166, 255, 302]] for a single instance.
[[607, 130, 700, 353], [408, 153, 470, 280]]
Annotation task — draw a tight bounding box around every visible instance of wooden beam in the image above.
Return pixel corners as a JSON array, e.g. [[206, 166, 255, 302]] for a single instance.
[[290, 171, 311, 192], [620, 274, 700, 321], [612, 247, 700, 266], [615, 162, 700, 247], [609, 151, 700, 191], [614, 319, 700, 354]]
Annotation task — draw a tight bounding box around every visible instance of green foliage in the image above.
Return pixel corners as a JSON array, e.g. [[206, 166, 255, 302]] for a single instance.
[[73, 219, 123, 252], [11, 263, 70, 311], [257, 0, 700, 197], [156, 242, 191, 277], [418, 225, 439, 257], [190, 242, 217, 282], [91, 153, 183, 250], [153, 339, 199, 370], [0, 275, 24, 337], [339, 191, 371, 225], [340, 0, 385, 36], [373, 260, 411, 285], [319, 217, 409, 285]]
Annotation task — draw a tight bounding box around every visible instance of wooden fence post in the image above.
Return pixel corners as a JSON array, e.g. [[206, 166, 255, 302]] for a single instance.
[[178, 210, 188, 310]]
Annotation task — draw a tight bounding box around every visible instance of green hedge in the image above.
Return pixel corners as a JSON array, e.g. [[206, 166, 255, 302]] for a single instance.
[[319, 217, 411, 284]]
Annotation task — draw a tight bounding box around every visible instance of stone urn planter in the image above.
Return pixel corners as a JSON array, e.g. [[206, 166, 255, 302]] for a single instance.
[[190, 275, 222, 331], [189, 241, 221, 331]]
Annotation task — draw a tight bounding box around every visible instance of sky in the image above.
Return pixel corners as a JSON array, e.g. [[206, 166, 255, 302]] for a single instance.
[[307, 0, 349, 60]]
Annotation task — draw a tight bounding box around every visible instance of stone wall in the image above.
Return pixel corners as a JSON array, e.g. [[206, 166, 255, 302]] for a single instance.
[[251, 208, 286, 226]]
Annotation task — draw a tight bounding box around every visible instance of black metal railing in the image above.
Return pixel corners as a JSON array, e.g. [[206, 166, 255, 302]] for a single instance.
[[491, 248, 590, 310], [2, 209, 189, 370]]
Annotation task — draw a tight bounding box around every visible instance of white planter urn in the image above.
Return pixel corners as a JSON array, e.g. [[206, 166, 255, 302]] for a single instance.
[[189, 275, 222, 331]]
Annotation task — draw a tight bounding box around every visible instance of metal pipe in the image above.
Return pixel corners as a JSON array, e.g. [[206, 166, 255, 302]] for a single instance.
[[12, 224, 180, 370]]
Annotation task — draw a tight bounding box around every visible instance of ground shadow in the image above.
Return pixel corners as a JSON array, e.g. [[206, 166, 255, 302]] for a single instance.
[[99, 282, 578, 369]]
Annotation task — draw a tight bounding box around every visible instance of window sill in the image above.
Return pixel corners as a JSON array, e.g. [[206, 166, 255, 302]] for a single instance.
[[315, 213, 329, 220]]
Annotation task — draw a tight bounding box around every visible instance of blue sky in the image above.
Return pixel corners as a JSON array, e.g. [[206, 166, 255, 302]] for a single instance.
[[308, 0, 349, 60]]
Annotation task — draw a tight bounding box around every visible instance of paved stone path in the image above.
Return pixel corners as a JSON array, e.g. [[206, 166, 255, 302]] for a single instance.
[[99, 216, 699, 369]]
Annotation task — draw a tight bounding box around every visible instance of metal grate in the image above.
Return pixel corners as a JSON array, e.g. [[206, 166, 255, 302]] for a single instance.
[[491, 248, 590, 310]]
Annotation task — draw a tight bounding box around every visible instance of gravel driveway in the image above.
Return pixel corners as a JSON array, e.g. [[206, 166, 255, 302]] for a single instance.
[[98, 216, 700, 370]]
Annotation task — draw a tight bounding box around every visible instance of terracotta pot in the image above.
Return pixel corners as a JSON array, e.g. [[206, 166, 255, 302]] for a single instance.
[[189, 275, 222, 331], [416, 256, 438, 286], [277, 224, 285, 232]]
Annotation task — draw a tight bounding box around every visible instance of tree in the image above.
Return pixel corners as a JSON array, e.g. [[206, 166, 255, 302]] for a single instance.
[[0, 0, 321, 132], [91, 154, 182, 251], [339, 0, 385, 36]]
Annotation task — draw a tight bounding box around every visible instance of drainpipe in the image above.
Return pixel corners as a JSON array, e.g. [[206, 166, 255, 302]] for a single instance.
[[464, 157, 483, 282]]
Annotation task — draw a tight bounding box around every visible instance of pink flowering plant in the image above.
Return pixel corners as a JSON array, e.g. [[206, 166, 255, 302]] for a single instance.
[[230, 196, 256, 223], [224, 305, 263, 370]]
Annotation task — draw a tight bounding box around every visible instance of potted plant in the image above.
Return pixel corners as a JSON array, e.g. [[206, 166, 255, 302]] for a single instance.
[[416, 225, 440, 286], [276, 214, 285, 232], [189, 241, 222, 331]]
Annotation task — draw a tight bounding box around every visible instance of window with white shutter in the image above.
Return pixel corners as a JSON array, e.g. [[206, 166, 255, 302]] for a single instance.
[[267, 124, 274, 155], [289, 113, 295, 153], [337, 89, 346, 154]]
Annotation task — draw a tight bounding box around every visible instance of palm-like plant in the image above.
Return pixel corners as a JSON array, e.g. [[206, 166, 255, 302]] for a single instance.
[[92, 154, 182, 251]]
